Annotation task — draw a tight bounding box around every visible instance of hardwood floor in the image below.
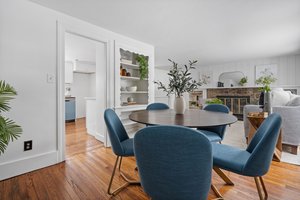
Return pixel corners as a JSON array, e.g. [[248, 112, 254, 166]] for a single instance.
[[1, 118, 300, 200]]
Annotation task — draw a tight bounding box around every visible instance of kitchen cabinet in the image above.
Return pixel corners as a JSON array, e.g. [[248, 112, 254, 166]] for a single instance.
[[65, 97, 76, 122], [74, 60, 96, 74]]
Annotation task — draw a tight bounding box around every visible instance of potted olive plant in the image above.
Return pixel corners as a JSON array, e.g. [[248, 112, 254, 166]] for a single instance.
[[154, 59, 203, 114], [255, 71, 277, 113], [0, 80, 22, 154]]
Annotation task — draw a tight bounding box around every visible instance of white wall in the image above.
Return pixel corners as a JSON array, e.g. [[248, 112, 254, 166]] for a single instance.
[[0, 0, 154, 180], [67, 73, 95, 118], [197, 54, 300, 88], [90, 73, 96, 97]]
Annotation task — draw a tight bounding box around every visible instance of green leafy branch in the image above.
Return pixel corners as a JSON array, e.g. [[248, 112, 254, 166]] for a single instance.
[[0, 80, 22, 154], [154, 59, 203, 97], [136, 55, 148, 80], [255, 74, 277, 92]]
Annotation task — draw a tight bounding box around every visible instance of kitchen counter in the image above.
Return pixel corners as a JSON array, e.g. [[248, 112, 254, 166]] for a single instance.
[[65, 96, 76, 100]]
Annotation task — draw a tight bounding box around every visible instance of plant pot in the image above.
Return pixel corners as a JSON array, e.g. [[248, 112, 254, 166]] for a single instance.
[[263, 91, 271, 113], [174, 96, 186, 114]]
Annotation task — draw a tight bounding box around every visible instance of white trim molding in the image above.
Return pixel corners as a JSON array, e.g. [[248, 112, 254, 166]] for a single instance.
[[56, 20, 113, 162], [0, 151, 58, 181]]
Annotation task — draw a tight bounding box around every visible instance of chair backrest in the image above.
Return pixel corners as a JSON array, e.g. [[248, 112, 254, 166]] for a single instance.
[[202, 104, 230, 139], [204, 104, 230, 113], [244, 113, 282, 176], [146, 103, 169, 110], [134, 126, 212, 200], [104, 109, 129, 156]]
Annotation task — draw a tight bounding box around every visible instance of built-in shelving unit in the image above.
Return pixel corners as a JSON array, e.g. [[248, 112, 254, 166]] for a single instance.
[[114, 41, 154, 136]]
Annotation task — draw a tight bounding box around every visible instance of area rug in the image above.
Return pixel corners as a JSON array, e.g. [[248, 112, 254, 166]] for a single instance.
[[223, 121, 300, 165]]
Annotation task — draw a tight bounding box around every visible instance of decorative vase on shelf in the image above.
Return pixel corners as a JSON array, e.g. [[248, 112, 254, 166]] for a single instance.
[[263, 91, 271, 114], [174, 96, 186, 114]]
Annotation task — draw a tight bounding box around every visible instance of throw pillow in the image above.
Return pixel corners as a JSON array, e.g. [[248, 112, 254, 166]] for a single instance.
[[271, 89, 291, 106], [286, 96, 300, 106]]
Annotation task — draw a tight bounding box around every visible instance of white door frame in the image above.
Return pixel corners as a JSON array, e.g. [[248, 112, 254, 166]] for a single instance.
[[56, 21, 113, 162]]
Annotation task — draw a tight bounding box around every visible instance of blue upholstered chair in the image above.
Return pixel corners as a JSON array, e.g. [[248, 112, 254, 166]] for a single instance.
[[104, 109, 140, 195], [146, 102, 169, 110], [134, 126, 212, 200], [197, 104, 230, 143], [211, 113, 282, 200]]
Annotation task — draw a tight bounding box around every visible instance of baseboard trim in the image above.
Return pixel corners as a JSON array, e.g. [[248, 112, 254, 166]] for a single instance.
[[87, 128, 96, 136], [0, 151, 58, 181], [95, 132, 104, 143]]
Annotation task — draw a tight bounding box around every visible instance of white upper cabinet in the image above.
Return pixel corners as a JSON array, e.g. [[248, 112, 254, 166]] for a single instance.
[[65, 61, 74, 83], [74, 60, 96, 74]]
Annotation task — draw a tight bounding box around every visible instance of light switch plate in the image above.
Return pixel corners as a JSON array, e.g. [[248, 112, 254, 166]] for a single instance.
[[47, 74, 55, 83]]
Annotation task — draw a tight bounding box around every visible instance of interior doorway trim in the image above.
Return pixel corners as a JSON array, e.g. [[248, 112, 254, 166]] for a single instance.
[[56, 21, 113, 162]]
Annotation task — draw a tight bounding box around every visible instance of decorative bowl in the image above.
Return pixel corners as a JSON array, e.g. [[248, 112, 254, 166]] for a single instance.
[[126, 86, 137, 92]]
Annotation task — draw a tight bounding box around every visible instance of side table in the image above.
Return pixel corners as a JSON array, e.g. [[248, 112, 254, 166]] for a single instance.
[[247, 112, 282, 162]]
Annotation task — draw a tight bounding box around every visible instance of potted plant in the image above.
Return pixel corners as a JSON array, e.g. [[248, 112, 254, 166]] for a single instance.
[[255, 72, 277, 113], [0, 80, 22, 154], [239, 76, 248, 86], [136, 55, 148, 80], [205, 98, 223, 105], [154, 59, 203, 114]]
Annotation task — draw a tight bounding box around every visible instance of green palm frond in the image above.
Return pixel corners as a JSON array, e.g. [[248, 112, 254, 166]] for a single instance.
[[0, 80, 17, 112], [0, 80, 22, 155], [0, 116, 22, 154]]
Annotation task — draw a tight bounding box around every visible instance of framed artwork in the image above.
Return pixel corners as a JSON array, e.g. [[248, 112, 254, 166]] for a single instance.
[[199, 71, 213, 86], [255, 64, 277, 80]]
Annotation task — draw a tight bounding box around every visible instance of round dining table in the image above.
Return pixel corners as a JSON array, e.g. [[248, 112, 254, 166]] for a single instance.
[[129, 109, 237, 128], [129, 108, 238, 198]]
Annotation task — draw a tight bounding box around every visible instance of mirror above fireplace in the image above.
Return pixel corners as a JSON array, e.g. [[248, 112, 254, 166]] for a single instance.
[[218, 71, 245, 87]]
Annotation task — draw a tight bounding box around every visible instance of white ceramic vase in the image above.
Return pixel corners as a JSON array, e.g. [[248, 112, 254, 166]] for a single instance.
[[174, 96, 186, 114]]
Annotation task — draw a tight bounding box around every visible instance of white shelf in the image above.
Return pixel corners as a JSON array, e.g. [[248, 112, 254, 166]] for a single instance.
[[120, 76, 147, 81], [121, 91, 148, 94], [120, 62, 139, 69]]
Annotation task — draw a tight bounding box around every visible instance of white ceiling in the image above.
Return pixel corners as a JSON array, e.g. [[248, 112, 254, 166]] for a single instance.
[[31, 0, 300, 67]]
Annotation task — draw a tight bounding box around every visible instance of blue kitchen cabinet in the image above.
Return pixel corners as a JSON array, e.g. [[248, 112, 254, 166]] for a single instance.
[[65, 97, 76, 122]]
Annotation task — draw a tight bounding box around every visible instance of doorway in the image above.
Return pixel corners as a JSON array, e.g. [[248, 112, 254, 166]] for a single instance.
[[57, 22, 111, 162], [64, 32, 105, 158]]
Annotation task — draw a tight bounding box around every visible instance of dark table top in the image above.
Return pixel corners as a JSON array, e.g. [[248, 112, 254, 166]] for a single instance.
[[129, 109, 237, 128]]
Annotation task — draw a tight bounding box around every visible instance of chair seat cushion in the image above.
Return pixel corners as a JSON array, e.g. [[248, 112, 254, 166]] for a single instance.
[[120, 138, 134, 156], [212, 143, 251, 174], [197, 130, 222, 142]]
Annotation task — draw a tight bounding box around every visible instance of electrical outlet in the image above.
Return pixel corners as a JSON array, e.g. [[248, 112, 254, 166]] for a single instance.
[[24, 140, 32, 151]]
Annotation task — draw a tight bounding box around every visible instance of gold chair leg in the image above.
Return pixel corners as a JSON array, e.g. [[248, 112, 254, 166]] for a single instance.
[[211, 184, 224, 199], [254, 177, 268, 200], [107, 156, 140, 196], [213, 167, 234, 185], [211, 167, 234, 199], [118, 156, 123, 171]]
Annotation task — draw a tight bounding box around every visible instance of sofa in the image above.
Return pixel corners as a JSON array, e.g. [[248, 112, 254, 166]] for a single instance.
[[244, 88, 300, 154]]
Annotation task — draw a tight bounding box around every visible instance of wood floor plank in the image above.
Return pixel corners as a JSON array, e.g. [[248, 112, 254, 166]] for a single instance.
[[1, 118, 300, 200]]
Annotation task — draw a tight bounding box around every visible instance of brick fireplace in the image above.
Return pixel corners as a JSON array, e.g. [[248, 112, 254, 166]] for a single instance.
[[207, 87, 261, 119]]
